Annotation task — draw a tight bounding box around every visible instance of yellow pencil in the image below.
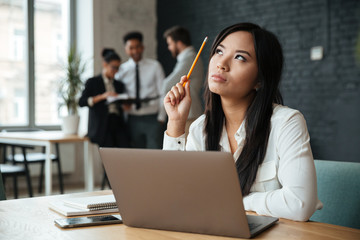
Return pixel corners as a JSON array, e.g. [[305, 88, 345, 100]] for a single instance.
[[183, 36, 208, 87]]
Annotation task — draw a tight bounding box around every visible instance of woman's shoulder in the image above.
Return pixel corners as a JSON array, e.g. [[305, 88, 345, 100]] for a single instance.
[[86, 74, 102, 83], [272, 104, 303, 120], [271, 104, 307, 130]]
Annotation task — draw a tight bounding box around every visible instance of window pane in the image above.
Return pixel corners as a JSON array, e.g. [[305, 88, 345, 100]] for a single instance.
[[0, 0, 28, 126], [34, 0, 69, 125]]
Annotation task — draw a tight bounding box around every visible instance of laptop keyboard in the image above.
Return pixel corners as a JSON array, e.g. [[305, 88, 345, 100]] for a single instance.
[[248, 222, 262, 231]]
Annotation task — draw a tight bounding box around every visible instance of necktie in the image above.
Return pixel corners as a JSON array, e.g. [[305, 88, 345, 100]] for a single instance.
[[135, 63, 141, 110]]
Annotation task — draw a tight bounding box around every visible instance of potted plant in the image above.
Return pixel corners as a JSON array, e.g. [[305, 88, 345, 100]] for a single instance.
[[59, 46, 86, 134]]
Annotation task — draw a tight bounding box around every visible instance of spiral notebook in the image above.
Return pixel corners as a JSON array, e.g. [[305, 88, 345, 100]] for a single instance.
[[63, 194, 117, 211], [49, 200, 119, 217]]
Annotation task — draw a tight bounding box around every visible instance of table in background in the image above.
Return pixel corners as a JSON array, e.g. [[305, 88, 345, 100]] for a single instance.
[[0, 190, 359, 240], [0, 131, 93, 195]]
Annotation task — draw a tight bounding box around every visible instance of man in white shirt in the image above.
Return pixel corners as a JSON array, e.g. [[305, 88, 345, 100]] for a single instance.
[[160, 26, 204, 135], [116, 32, 165, 149]]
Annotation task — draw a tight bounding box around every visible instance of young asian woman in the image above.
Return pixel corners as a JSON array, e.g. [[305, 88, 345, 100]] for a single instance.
[[162, 23, 322, 221]]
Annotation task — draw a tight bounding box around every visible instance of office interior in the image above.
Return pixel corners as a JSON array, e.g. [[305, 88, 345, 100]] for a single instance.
[[0, 0, 359, 231]]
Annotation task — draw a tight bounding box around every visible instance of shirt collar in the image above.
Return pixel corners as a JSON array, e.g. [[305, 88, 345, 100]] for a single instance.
[[128, 58, 144, 66], [219, 118, 246, 148], [177, 46, 194, 62], [219, 122, 229, 149], [102, 70, 113, 84], [235, 120, 246, 141]]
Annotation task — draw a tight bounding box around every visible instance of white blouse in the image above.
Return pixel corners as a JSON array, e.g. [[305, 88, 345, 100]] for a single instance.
[[163, 104, 323, 221]]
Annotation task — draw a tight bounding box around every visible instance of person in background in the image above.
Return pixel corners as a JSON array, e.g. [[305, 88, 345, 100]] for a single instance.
[[160, 26, 204, 136], [79, 49, 129, 188], [163, 23, 322, 221], [116, 31, 165, 149], [101, 48, 115, 60]]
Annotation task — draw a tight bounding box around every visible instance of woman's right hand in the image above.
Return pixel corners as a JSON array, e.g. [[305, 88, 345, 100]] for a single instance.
[[102, 91, 117, 99], [164, 76, 191, 137], [93, 91, 117, 104]]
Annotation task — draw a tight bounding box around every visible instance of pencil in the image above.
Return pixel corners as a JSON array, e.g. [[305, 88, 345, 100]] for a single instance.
[[183, 36, 208, 87]]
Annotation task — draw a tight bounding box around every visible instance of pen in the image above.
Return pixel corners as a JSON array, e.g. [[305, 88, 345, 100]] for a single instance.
[[183, 36, 208, 87]]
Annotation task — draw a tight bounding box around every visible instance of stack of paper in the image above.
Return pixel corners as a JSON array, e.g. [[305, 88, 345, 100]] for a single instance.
[[49, 195, 119, 217], [107, 93, 129, 104]]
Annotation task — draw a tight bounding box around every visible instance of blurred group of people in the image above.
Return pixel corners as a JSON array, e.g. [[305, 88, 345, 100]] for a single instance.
[[79, 26, 204, 150]]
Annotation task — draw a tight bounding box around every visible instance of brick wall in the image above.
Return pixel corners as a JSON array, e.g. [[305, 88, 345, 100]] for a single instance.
[[157, 0, 360, 162]]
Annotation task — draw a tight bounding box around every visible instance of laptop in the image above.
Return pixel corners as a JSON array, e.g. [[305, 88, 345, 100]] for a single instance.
[[100, 148, 278, 238]]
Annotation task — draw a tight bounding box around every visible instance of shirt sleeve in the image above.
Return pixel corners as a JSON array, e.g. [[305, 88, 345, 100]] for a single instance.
[[162, 115, 206, 151], [114, 68, 123, 81], [87, 97, 94, 107], [79, 78, 94, 107], [243, 112, 319, 221], [162, 131, 186, 150]]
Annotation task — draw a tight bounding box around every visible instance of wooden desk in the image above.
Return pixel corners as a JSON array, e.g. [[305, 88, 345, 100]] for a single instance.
[[0, 131, 93, 195], [0, 191, 359, 240]]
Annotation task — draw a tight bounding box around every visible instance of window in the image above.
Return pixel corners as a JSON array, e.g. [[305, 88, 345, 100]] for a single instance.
[[0, 0, 27, 126], [14, 88, 26, 122], [13, 29, 25, 61], [34, 0, 69, 125], [0, 0, 71, 128]]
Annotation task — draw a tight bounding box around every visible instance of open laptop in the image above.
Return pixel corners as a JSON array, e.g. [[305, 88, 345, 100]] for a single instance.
[[100, 148, 278, 238]]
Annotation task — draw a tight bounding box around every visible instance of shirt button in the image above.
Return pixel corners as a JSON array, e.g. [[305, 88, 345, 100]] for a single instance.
[[178, 141, 181, 144]]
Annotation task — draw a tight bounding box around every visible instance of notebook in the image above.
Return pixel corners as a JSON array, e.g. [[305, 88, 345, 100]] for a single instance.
[[63, 195, 117, 210], [100, 148, 279, 239], [107, 94, 159, 104], [49, 200, 119, 217]]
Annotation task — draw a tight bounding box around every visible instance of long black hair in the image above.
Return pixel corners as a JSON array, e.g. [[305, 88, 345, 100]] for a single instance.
[[204, 23, 284, 196]]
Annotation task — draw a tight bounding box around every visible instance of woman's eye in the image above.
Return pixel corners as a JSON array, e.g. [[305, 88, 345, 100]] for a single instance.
[[215, 49, 223, 55], [235, 54, 246, 61]]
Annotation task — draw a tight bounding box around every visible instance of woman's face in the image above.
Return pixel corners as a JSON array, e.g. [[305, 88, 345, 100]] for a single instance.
[[208, 31, 259, 101], [104, 60, 121, 79]]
